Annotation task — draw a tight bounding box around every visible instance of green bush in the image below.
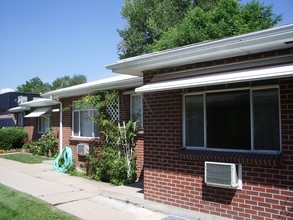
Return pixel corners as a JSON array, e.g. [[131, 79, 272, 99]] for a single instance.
[[95, 147, 128, 185], [86, 121, 137, 186], [23, 128, 58, 157], [0, 127, 28, 150]]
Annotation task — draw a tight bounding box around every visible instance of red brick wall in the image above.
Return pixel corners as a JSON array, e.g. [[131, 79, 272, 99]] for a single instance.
[[61, 96, 92, 168], [135, 131, 144, 180], [119, 91, 130, 123], [61, 96, 76, 148], [23, 117, 40, 141], [142, 55, 293, 219], [142, 81, 293, 219]]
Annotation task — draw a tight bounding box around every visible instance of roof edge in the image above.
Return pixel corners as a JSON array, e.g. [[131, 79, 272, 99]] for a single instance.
[[41, 75, 143, 99], [106, 24, 293, 75]]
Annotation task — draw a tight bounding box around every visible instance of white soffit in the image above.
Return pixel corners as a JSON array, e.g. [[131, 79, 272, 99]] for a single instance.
[[8, 106, 31, 113], [25, 107, 51, 118], [135, 64, 293, 93], [20, 98, 59, 107]]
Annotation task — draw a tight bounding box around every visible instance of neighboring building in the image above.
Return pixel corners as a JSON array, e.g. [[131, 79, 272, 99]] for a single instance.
[[15, 75, 144, 178], [1, 92, 40, 128], [107, 24, 293, 220]]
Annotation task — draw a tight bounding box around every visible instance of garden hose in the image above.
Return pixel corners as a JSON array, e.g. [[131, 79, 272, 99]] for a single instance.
[[53, 147, 73, 172]]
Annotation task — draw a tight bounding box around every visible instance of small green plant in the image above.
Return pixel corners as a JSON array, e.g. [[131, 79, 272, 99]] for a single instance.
[[0, 127, 28, 151], [62, 160, 87, 178]]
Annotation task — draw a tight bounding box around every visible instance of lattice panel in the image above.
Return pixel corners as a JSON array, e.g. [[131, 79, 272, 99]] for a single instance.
[[106, 98, 119, 122]]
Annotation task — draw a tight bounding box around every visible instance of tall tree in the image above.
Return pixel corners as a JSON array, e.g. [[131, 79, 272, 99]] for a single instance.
[[118, 0, 282, 58], [150, 0, 282, 52], [70, 74, 87, 86], [17, 74, 87, 93], [118, 0, 193, 59], [51, 74, 87, 90], [17, 77, 51, 94]]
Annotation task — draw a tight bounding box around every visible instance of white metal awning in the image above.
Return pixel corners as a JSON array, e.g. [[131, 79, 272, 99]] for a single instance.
[[20, 98, 59, 107], [135, 64, 293, 93], [25, 107, 51, 118], [8, 106, 31, 113]]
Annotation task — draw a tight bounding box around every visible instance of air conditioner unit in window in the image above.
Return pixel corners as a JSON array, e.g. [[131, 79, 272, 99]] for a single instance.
[[205, 161, 242, 189], [77, 143, 89, 156]]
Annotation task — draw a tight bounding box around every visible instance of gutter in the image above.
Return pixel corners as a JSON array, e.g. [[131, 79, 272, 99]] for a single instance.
[[42, 75, 143, 99], [106, 24, 293, 75]]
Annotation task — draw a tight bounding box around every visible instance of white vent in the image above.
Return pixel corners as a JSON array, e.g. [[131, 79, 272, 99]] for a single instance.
[[205, 161, 242, 189], [18, 96, 28, 104], [77, 143, 89, 156]]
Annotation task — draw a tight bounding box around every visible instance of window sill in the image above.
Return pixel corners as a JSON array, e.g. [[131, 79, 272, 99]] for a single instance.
[[70, 136, 99, 143], [179, 149, 282, 167]]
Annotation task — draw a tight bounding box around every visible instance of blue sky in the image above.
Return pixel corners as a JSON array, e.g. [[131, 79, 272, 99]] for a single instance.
[[0, 0, 292, 92]]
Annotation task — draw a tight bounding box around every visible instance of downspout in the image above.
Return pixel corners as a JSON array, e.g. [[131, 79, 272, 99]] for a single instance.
[[50, 96, 63, 152], [59, 101, 63, 151]]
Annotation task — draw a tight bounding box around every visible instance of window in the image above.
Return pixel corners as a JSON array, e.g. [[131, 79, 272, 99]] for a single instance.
[[185, 95, 204, 147], [184, 87, 280, 152], [206, 90, 251, 150], [253, 89, 280, 150], [72, 102, 99, 137], [38, 114, 51, 133], [130, 94, 143, 128], [17, 113, 24, 127]]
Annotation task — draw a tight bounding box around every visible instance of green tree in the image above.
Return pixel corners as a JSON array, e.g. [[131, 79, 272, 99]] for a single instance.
[[17, 74, 87, 93], [17, 77, 51, 94], [70, 74, 87, 86], [150, 0, 282, 52], [118, 0, 193, 59], [118, 0, 282, 58], [51, 76, 71, 90], [51, 74, 87, 90]]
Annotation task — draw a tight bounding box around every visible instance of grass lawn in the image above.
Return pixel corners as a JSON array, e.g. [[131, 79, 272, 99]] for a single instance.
[[0, 184, 78, 220], [0, 153, 52, 164]]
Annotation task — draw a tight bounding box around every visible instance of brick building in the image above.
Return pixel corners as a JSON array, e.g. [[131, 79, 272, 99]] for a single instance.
[[17, 75, 144, 177], [107, 24, 293, 220]]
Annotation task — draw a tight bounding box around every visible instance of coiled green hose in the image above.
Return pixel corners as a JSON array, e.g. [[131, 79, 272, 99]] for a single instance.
[[53, 146, 73, 172]]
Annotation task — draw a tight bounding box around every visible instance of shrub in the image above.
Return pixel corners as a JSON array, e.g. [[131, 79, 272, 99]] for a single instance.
[[23, 128, 58, 157], [91, 146, 128, 185], [77, 92, 138, 185], [0, 127, 28, 150], [86, 120, 137, 185]]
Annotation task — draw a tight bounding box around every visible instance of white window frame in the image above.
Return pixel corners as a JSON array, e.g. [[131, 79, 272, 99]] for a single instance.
[[72, 101, 99, 138], [130, 94, 143, 128], [38, 114, 51, 134], [183, 85, 281, 153]]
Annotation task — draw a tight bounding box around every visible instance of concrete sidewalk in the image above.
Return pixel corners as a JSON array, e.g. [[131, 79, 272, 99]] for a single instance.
[[0, 157, 167, 220]]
